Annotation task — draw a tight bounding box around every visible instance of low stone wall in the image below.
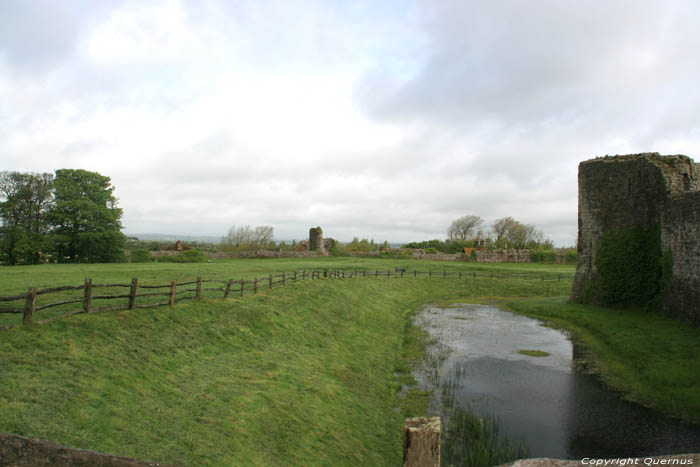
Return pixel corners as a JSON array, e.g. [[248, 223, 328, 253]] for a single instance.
[[0, 432, 172, 466], [348, 251, 381, 257], [475, 249, 531, 263], [150, 251, 179, 258], [228, 250, 324, 259], [412, 253, 463, 261]]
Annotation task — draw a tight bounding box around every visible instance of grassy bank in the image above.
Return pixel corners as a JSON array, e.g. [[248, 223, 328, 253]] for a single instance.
[[503, 297, 700, 424], [0, 258, 574, 328], [0, 273, 570, 466]]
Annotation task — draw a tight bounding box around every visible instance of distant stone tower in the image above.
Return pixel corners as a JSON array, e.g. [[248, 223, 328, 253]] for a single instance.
[[571, 152, 700, 326], [309, 227, 325, 254]]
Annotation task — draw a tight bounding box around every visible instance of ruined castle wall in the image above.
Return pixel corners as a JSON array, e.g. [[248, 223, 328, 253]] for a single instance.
[[571, 155, 671, 303], [572, 153, 700, 326], [662, 191, 700, 326]]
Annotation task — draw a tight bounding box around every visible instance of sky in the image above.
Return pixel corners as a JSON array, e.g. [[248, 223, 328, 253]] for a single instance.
[[2, 0, 700, 247]]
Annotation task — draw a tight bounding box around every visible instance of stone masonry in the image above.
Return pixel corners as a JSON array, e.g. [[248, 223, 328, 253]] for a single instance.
[[571, 152, 700, 326], [308, 226, 325, 254]]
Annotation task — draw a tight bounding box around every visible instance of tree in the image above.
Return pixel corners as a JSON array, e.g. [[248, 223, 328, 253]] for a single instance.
[[492, 217, 547, 250], [447, 215, 484, 241], [49, 169, 125, 263], [492, 217, 518, 241], [221, 225, 274, 251], [0, 171, 54, 265]]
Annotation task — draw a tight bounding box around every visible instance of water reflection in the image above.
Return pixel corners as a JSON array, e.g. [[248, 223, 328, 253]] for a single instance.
[[415, 304, 700, 459]]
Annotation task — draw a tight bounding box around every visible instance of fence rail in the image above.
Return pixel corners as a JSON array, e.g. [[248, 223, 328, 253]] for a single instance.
[[0, 269, 574, 331]]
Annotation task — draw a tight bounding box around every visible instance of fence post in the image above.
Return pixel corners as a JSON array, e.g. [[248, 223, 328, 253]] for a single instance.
[[169, 279, 176, 308], [541, 275, 544, 282], [254, 278, 258, 294], [129, 278, 138, 310], [293, 271, 297, 281], [196, 276, 202, 299], [363, 270, 366, 277], [282, 272, 286, 286], [23, 287, 36, 325], [403, 417, 440, 467], [224, 279, 233, 299], [83, 278, 93, 313], [240, 279, 245, 297], [443, 270, 446, 278], [429, 269, 432, 278], [459, 271, 462, 278], [269, 274, 273, 289]]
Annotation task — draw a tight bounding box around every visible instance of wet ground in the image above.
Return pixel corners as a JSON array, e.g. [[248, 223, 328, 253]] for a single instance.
[[415, 304, 700, 459]]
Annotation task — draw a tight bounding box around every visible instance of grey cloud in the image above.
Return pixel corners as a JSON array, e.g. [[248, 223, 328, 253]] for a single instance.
[[358, 1, 700, 131], [0, 1, 118, 75]]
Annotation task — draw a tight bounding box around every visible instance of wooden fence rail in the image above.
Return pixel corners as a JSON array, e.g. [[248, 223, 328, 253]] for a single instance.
[[0, 269, 573, 331]]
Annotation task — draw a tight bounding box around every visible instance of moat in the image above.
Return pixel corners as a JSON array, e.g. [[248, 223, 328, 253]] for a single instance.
[[414, 304, 700, 459]]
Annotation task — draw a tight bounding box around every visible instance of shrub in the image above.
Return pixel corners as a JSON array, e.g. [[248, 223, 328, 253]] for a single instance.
[[595, 224, 663, 306], [130, 248, 153, 263], [424, 247, 438, 254], [157, 249, 209, 263], [530, 250, 557, 263], [565, 249, 578, 264]]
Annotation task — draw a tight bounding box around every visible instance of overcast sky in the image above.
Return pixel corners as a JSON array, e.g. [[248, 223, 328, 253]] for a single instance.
[[2, 0, 699, 246]]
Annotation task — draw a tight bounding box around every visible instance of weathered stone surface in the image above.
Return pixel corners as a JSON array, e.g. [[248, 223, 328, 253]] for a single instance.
[[403, 417, 440, 467], [571, 152, 700, 326], [0, 432, 174, 466], [309, 226, 324, 253]]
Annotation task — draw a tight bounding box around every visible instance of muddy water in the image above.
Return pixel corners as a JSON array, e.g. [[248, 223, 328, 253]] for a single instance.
[[414, 304, 700, 459]]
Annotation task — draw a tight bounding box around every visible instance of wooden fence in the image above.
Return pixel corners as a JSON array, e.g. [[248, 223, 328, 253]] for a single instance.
[[0, 269, 573, 331]]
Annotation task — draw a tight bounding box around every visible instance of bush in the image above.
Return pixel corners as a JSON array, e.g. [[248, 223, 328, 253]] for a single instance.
[[595, 224, 663, 306], [424, 247, 438, 254], [130, 248, 153, 263], [530, 250, 557, 263], [156, 250, 209, 263], [328, 239, 349, 257], [379, 250, 412, 259], [565, 249, 578, 264]]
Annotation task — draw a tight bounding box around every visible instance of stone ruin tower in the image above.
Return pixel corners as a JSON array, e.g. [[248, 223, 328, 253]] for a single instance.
[[309, 226, 326, 254], [571, 152, 700, 326]]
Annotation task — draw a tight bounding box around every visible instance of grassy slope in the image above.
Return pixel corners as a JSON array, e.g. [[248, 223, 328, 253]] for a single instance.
[[503, 297, 700, 424], [0, 258, 574, 327], [0, 257, 575, 293], [0, 272, 570, 466]]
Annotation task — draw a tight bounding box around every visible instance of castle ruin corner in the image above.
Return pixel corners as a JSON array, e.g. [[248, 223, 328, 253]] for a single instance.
[[571, 152, 700, 326]]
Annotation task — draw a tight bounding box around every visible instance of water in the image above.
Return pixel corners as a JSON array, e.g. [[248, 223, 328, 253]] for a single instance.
[[414, 304, 700, 460]]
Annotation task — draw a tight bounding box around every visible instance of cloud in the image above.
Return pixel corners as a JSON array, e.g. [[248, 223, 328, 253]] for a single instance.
[[2, 1, 699, 247]]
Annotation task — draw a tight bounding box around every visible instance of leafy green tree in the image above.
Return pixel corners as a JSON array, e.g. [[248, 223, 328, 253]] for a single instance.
[[447, 215, 484, 241], [49, 169, 125, 263], [0, 171, 54, 265]]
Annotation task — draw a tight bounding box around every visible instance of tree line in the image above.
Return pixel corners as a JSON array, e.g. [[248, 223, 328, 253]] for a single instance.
[[404, 215, 554, 253], [0, 169, 125, 265]]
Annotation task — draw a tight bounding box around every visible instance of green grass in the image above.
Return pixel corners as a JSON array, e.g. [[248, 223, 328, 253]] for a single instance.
[[503, 297, 700, 424], [3, 257, 698, 464], [516, 349, 550, 357], [0, 261, 571, 466], [0, 258, 574, 327]]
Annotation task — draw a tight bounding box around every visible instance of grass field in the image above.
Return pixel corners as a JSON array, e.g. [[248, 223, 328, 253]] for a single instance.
[[0, 257, 574, 328], [1, 257, 698, 465], [0, 260, 571, 466]]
